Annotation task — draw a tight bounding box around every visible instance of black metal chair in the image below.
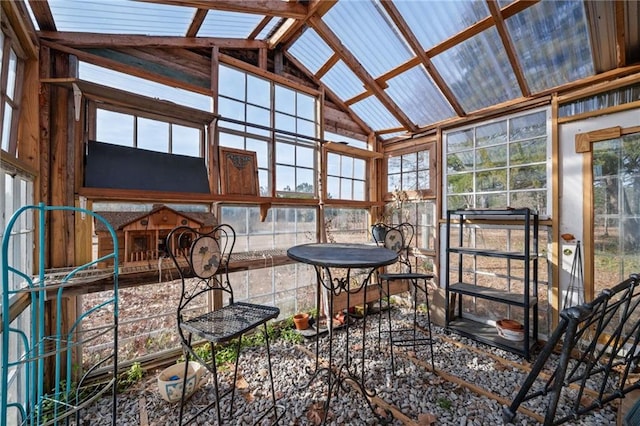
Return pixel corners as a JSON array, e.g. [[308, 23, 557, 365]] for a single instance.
[[166, 224, 283, 425], [372, 222, 436, 373]]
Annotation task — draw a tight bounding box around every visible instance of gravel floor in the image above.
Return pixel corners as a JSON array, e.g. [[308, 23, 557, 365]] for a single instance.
[[75, 307, 619, 425]]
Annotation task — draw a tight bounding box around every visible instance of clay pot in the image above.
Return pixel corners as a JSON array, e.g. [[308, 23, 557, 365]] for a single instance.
[[293, 313, 310, 330], [496, 319, 524, 341]]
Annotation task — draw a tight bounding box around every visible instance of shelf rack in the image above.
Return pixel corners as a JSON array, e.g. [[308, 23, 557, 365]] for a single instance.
[[445, 208, 538, 359], [1, 203, 119, 425]]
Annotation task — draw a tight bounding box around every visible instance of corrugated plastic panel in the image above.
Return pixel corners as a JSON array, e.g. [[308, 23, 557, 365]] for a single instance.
[[256, 17, 285, 40], [323, 0, 413, 78], [506, 1, 594, 92], [198, 10, 264, 38], [49, 0, 194, 35], [321, 60, 365, 101], [385, 64, 455, 127], [351, 96, 401, 131], [288, 28, 334, 74], [431, 27, 519, 113]]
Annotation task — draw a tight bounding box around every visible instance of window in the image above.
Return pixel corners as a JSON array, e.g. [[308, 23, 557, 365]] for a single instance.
[[386, 143, 436, 198], [444, 108, 550, 215], [0, 30, 24, 155], [218, 64, 320, 198], [326, 152, 366, 201], [95, 106, 203, 157], [1, 163, 34, 425]]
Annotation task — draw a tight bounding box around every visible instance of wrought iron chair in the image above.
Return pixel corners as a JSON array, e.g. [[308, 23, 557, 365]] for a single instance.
[[372, 222, 436, 373], [166, 224, 283, 425]]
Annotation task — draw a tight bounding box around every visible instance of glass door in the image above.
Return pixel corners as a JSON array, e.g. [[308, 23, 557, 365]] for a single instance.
[[592, 131, 640, 298]]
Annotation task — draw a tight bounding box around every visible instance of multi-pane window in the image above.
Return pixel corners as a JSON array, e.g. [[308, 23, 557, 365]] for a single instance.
[[95, 106, 203, 157], [0, 31, 24, 155], [444, 108, 550, 215], [387, 149, 432, 194], [326, 152, 366, 201], [218, 64, 320, 198]]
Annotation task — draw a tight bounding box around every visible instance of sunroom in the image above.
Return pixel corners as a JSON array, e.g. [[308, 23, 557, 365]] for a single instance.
[[2, 1, 640, 425]]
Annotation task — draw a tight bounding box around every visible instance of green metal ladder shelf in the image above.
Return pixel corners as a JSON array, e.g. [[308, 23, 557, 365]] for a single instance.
[[1, 203, 119, 425]]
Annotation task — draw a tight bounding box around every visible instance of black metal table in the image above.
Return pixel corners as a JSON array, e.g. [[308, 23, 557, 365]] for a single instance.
[[287, 243, 398, 424]]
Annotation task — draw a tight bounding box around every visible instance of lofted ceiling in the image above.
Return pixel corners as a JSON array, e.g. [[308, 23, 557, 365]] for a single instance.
[[26, 0, 640, 141]]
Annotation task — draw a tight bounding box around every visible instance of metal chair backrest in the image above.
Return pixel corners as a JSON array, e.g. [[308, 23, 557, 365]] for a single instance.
[[166, 223, 236, 317], [372, 222, 415, 272]]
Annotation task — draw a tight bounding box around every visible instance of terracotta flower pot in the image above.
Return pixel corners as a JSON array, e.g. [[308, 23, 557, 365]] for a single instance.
[[496, 319, 524, 341], [293, 313, 310, 330]]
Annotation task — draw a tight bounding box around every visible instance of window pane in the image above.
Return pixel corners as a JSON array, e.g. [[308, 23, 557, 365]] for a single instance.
[[388, 173, 401, 192], [218, 132, 244, 149], [476, 145, 507, 170], [247, 74, 270, 107], [353, 180, 365, 201], [511, 138, 546, 165], [353, 158, 365, 179], [296, 168, 314, 193], [510, 164, 547, 189], [172, 125, 201, 157], [447, 152, 474, 173], [96, 109, 134, 146], [510, 110, 547, 140], [275, 112, 295, 133], [447, 129, 474, 152], [297, 92, 316, 120], [340, 178, 351, 199], [476, 121, 507, 147], [276, 142, 295, 166], [417, 170, 430, 190], [327, 176, 340, 199], [402, 172, 417, 191], [276, 164, 295, 191], [297, 146, 315, 169], [2, 106, 12, 151], [246, 105, 270, 136], [327, 152, 340, 176], [219, 97, 245, 130], [387, 156, 401, 174], [447, 173, 473, 194], [297, 118, 316, 138], [340, 155, 353, 177], [6, 49, 17, 100], [275, 85, 295, 114], [219, 65, 245, 100], [246, 138, 269, 169], [477, 169, 507, 191], [137, 117, 169, 152]]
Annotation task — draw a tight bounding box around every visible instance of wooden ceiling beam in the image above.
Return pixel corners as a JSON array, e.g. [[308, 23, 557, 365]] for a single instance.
[[380, 0, 465, 117], [37, 32, 267, 49], [615, 0, 626, 67], [309, 15, 418, 133], [315, 53, 340, 79], [28, 0, 56, 31], [137, 0, 308, 19], [269, 0, 337, 49], [248, 15, 274, 40], [486, 0, 530, 97], [185, 8, 208, 37]]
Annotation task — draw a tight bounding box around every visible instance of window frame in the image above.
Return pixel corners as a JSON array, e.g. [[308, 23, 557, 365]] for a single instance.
[[0, 26, 26, 156], [383, 141, 437, 201]]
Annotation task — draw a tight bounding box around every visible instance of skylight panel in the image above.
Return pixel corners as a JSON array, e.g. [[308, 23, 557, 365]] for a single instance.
[[385, 65, 455, 127], [321, 60, 364, 101], [288, 29, 334, 74], [351, 96, 401, 131], [48, 0, 194, 35], [392, 0, 489, 51], [198, 10, 264, 38], [431, 27, 520, 113], [379, 131, 407, 141], [79, 62, 211, 111], [505, 1, 594, 93], [323, 0, 413, 78], [256, 17, 284, 40]]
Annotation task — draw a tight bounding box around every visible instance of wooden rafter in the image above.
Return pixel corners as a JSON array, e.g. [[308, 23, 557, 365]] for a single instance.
[[486, 0, 530, 97], [37, 32, 267, 49], [28, 0, 56, 31], [315, 53, 340, 79], [379, 0, 465, 117], [137, 0, 308, 19], [248, 15, 274, 40], [268, 0, 337, 49], [308, 15, 418, 133], [185, 8, 208, 37], [615, 0, 626, 67]]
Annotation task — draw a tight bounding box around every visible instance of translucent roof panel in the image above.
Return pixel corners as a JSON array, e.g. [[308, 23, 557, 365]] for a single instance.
[[321, 60, 365, 101], [506, 1, 594, 93], [385, 64, 455, 127], [350, 96, 401, 131], [432, 27, 520, 113], [198, 10, 264, 38], [323, 1, 413, 78], [48, 0, 194, 35], [393, 0, 489, 51], [256, 17, 285, 40], [288, 28, 334, 75], [379, 131, 407, 140]]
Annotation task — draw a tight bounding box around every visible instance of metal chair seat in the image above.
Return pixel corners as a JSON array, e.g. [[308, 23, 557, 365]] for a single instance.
[[181, 302, 280, 343]]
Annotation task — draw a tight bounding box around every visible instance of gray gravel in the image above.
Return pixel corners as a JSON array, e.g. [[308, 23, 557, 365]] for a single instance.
[[75, 307, 618, 425]]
